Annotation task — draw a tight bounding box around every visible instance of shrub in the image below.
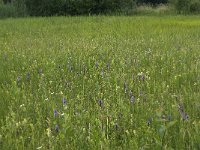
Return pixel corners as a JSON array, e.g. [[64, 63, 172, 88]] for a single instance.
[[175, 0, 190, 14], [12, 0, 27, 16], [190, 0, 200, 14], [0, 3, 17, 18], [0, 0, 27, 18]]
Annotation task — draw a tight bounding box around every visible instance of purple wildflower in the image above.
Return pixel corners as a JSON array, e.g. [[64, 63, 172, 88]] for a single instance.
[[115, 123, 119, 130], [178, 104, 189, 121], [26, 72, 30, 80], [54, 109, 57, 117], [168, 115, 172, 121], [141, 73, 145, 81], [62, 98, 67, 106], [182, 112, 189, 121], [55, 124, 59, 132], [98, 99, 103, 108], [147, 117, 152, 126]]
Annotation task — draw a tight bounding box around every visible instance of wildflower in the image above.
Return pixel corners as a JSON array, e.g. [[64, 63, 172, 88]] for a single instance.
[[147, 117, 152, 126], [38, 69, 43, 74], [115, 123, 119, 130], [178, 104, 189, 121], [20, 104, 25, 107], [95, 61, 98, 69], [17, 76, 21, 82], [140, 90, 143, 97], [101, 68, 104, 77], [124, 81, 128, 94], [106, 62, 110, 70], [168, 115, 172, 121], [132, 73, 135, 81], [26, 72, 30, 80], [98, 99, 103, 108], [54, 109, 57, 117], [182, 112, 189, 121], [118, 112, 123, 119], [74, 108, 78, 115], [62, 98, 67, 106], [129, 90, 133, 98], [130, 96, 135, 103], [36, 146, 43, 149], [141, 73, 145, 81], [138, 73, 141, 81], [55, 124, 59, 132], [138, 72, 145, 81], [68, 64, 73, 72]]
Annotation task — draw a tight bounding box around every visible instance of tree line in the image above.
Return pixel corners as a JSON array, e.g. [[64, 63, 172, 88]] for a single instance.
[[0, 0, 200, 17]]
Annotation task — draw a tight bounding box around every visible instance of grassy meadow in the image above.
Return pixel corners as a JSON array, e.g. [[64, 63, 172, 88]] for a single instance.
[[0, 16, 200, 149]]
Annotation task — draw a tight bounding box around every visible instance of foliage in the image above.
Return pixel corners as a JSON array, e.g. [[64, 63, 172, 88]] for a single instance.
[[25, 0, 66, 16], [0, 0, 26, 18], [137, 0, 168, 5], [0, 0, 200, 17], [190, 0, 200, 14], [0, 3, 17, 18], [24, 0, 137, 16], [175, 0, 190, 14]]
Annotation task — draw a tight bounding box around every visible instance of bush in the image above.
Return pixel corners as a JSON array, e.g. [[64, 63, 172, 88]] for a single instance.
[[0, 0, 27, 18], [190, 0, 200, 14], [137, 0, 168, 5], [24, 0, 137, 16], [12, 0, 27, 16], [175, 0, 190, 14], [173, 0, 200, 14], [25, 0, 66, 16], [0, 3, 17, 18]]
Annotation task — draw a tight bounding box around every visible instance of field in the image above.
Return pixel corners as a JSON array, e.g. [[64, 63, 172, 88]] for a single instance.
[[0, 16, 200, 149]]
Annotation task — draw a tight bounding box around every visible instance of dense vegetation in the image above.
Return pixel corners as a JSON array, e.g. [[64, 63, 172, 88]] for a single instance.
[[0, 0, 200, 17], [0, 16, 200, 149]]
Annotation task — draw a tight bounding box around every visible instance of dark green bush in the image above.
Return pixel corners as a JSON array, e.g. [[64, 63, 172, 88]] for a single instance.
[[137, 0, 168, 5], [1, 0, 199, 17], [175, 0, 190, 14], [0, 0, 27, 18], [190, 0, 200, 14], [24, 0, 137, 16], [0, 3, 17, 18]]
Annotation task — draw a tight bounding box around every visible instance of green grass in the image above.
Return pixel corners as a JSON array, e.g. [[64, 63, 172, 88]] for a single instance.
[[0, 16, 200, 149]]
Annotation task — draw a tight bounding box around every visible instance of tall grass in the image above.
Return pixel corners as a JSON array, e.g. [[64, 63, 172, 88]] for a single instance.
[[0, 16, 200, 149]]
